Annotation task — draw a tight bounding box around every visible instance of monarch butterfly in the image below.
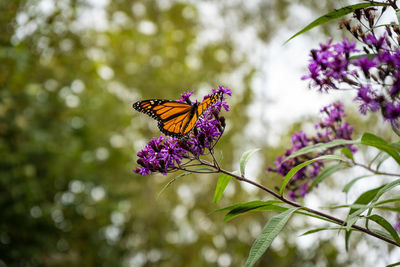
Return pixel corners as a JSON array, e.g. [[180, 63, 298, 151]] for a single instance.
[[133, 92, 222, 138]]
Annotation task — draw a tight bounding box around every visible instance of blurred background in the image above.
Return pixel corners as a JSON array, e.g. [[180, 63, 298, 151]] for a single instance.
[[2, 0, 398, 266]]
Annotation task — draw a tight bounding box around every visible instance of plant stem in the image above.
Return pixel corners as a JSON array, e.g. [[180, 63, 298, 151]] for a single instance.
[[353, 161, 400, 177], [197, 159, 399, 247]]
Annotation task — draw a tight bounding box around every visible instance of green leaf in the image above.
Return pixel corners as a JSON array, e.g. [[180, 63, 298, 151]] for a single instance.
[[224, 204, 285, 222], [345, 185, 385, 230], [284, 139, 359, 162], [213, 200, 285, 221], [308, 163, 344, 192], [387, 261, 400, 267], [214, 201, 336, 223], [342, 174, 375, 194], [294, 210, 337, 224], [375, 206, 400, 212], [245, 208, 299, 267], [365, 180, 400, 227], [366, 214, 400, 244], [300, 226, 349, 236], [371, 228, 395, 241], [213, 200, 284, 213], [372, 180, 400, 204], [322, 203, 370, 210], [284, 3, 388, 44], [280, 155, 346, 195], [157, 171, 192, 199], [213, 173, 232, 203], [375, 197, 400, 206], [341, 147, 354, 161], [376, 154, 390, 171], [157, 167, 214, 199], [240, 148, 260, 176], [361, 132, 400, 165], [397, 9, 400, 25]]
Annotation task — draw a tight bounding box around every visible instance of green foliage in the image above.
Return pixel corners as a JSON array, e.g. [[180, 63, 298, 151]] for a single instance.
[[365, 215, 400, 245], [285, 2, 388, 43], [245, 208, 299, 267], [213, 173, 232, 203], [361, 132, 400, 165], [308, 163, 345, 192], [279, 155, 347, 195], [239, 148, 260, 176], [214, 200, 285, 221], [0, 0, 255, 265]]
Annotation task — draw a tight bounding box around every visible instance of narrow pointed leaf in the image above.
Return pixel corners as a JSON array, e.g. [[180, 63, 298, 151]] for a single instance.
[[309, 163, 344, 191], [361, 132, 400, 165], [240, 148, 260, 176], [213, 200, 284, 214], [157, 167, 213, 199], [371, 180, 400, 203], [280, 155, 346, 195], [365, 180, 400, 227], [157, 171, 192, 199], [224, 204, 286, 222], [375, 197, 400, 206], [285, 3, 388, 44], [213, 173, 232, 203], [342, 174, 375, 193], [371, 228, 394, 241], [245, 208, 299, 267], [366, 214, 400, 244], [284, 139, 359, 162], [345, 230, 352, 251], [341, 147, 354, 161], [387, 261, 400, 267], [345, 185, 385, 230], [376, 154, 390, 170], [300, 226, 348, 236]]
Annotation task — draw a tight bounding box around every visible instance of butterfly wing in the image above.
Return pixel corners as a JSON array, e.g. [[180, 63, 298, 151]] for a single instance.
[[179, 91, 223, 135], [196, 91, 222, 116], [133, 99, 193, 138], [133, 92, 222, 138]]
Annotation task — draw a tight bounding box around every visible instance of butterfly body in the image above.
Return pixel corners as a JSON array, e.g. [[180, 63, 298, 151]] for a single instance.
[[133, 92, 221, 138]]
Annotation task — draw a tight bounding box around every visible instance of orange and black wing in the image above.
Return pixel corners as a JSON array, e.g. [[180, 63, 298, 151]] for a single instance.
[[133, 92, 222, 138], [196, 91, 222, 117], [133, 99, 194, 138], [179, 91, 223, 136]]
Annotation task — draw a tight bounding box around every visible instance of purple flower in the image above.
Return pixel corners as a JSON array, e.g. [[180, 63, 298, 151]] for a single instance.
[[333, 38, 358, 54], [178, 91, 194, 103], [382, 102, 400, 123], [362, 34, 388, 50], [267, 101, 356, 200], [299, 183, 309, 197], [319, 102, 345, 127], [289, 190, 297, 201], [134, 136, 187, 176], [291, 131, 309, 149], [354, 85, 379, 115], [353, 56, 377, 77], [134, 87, 231, 176], [336, 122, 354, 140]]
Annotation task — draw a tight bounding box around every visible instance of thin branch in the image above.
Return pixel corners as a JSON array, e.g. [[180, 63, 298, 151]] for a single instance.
[[353, 161, 400, 177], [194, 158, 400, 247]]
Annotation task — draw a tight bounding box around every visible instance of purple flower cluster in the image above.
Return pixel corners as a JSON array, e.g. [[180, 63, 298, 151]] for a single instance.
[[134, 86, 231, 176], [302, 7, 400, 129], [301, 38, 359, 91], [267, 102, 355, 201]]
